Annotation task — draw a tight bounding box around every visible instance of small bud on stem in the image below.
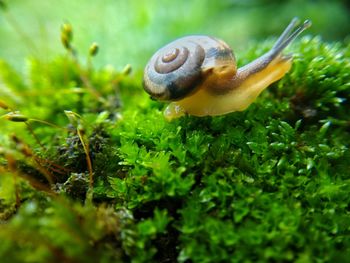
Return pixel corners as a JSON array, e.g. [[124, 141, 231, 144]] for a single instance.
[[89, 42, 99, 57], [61, 23, 73, 50], [0, 100, 10, 110], [122, 64, 132, 75], [2, 112, 28, 122]]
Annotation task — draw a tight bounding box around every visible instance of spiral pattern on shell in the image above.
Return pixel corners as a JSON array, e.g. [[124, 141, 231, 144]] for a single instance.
[[143, 37, 208, 100]]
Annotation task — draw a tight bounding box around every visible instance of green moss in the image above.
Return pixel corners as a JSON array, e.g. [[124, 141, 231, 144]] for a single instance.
[[0, 198, 128, 262], [0, 35, 349, 262]]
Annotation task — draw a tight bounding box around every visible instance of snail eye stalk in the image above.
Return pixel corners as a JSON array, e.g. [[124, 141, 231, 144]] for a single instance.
[[272, 18, 312, 54]]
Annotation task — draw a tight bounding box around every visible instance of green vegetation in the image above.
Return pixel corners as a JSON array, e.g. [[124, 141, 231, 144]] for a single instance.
[[1, 0, 350, 262]]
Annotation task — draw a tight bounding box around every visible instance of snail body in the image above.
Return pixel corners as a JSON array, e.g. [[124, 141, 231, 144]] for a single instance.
[[143, 18, 311, 120]]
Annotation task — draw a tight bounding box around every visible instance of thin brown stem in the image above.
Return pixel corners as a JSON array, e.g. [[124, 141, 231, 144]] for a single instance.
[[25, 122, 46, 151], [77, 128, 93, 189], [68, 49, 107, 104]]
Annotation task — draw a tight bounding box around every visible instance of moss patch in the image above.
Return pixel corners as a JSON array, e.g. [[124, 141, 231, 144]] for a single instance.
[[0, 36, 350, 262]]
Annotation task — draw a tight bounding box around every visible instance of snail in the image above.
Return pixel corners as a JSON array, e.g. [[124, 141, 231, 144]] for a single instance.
[[143, 17, 311, 120]]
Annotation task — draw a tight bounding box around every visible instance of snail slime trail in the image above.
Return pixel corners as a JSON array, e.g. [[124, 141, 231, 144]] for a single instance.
[[143, 17, 311, 121]]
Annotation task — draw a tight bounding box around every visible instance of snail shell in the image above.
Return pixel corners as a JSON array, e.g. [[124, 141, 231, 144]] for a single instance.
[[143, 36, 236, 101]]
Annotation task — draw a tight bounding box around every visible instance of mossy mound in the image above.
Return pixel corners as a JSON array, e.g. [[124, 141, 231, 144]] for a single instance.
[[0, 36, 349, 262]]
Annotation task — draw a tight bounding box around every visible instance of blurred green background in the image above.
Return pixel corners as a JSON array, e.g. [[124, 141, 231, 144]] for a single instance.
[[0, 0, 349, 72]]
